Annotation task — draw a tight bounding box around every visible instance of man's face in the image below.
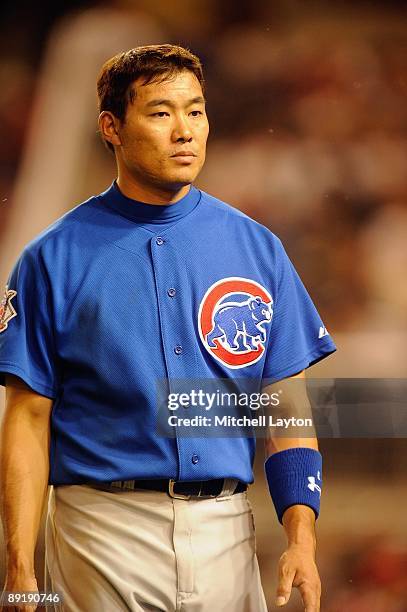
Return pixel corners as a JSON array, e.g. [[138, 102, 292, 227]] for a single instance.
[[115, 70, 209, 190]]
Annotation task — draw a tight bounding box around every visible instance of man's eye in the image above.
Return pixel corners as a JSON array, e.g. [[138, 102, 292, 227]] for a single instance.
[[152, 112, 169, 117], [190, 110, 203, 117]]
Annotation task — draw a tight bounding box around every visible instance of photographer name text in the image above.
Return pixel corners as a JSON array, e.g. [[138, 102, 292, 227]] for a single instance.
[[167, 415, 313, 428]]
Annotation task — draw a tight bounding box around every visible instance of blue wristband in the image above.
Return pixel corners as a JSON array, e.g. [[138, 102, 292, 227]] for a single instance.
[[264, 447, 322, 524]]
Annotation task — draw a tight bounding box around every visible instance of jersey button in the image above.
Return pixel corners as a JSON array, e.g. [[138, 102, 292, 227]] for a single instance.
[[191, 454, 199, 465], [167, 288, 176, 297], [156, 236, 164, 245], [174, 345, 183, 355]]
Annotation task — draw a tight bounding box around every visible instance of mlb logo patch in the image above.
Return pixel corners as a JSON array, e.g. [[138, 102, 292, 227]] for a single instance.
[[198, 277, 273, 369], [0, 286, 17, 333]]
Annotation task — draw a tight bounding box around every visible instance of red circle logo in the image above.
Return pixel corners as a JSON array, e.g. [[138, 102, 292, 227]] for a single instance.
[[198, 277, 273, 369]]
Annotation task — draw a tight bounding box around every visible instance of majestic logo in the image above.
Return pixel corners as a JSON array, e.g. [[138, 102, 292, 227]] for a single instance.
[[318, 326, 329, 339], [0, 286, 17, 333], [198, 277, 273, 369]]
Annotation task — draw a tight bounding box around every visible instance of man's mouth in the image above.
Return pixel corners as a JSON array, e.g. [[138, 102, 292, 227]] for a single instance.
[[171, 151, 197, 157]]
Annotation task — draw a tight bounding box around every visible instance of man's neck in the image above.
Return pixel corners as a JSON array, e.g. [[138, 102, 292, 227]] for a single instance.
[[116, 172, 191, 205]]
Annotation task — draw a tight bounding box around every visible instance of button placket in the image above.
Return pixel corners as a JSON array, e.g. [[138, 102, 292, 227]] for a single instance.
[[150, 232, 199, 482]]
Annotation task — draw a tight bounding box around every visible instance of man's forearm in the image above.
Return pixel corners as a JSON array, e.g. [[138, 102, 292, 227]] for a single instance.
[[263, 369, 321, 515], [0, 407, 50, 574], [282, 505, 316, 552], [266, 436, 320, 547]]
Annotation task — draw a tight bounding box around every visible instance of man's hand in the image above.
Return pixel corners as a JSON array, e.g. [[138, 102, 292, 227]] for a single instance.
[[1, 571, 39, 612], [275, 541, 321, 612]]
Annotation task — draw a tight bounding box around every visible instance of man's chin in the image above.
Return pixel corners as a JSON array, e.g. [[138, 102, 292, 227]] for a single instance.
[[159, 171, 198, 190]]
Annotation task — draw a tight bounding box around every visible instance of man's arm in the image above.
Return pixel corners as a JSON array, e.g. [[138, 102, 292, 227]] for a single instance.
[[0, 374, 53, 609], [263, 370, 321, 612]]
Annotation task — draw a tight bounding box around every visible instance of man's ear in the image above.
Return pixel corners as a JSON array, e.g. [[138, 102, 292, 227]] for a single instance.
[[98, 111, 122, 147]]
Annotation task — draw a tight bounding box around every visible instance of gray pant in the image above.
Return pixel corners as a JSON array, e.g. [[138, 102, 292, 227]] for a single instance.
[[45, 485, 268, 612]]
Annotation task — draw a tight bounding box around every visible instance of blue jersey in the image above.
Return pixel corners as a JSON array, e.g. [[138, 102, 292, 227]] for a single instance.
[[0, 182, 336, 485]]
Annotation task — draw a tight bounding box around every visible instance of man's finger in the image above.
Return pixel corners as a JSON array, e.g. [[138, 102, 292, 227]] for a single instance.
[[297, 579, 320, 612], [275, 561, 295, 606]]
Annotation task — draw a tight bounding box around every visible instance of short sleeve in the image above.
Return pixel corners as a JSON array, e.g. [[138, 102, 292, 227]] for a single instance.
[[263, 238, 336, 383], [0, 248, 58, 398]]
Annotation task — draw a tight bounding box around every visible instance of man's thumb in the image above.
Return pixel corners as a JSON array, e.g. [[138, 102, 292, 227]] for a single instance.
[[275, 578, 293, 606], [276, 594, 290, 606], [276, 595, 287, 606]]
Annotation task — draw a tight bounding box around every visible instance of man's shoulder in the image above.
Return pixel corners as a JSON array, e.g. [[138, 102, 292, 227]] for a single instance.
[[22, 193, 101, 257], [199, 189, 254, 220], [198, 189, 281, 242]]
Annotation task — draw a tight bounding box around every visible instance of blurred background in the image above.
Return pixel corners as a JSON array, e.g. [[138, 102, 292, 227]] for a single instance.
[[0, 0, 406, 610]]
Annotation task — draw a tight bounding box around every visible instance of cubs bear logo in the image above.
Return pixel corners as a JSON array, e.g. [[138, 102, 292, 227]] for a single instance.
[[198, 277, 273, 368], [0, 286, 17, 333]]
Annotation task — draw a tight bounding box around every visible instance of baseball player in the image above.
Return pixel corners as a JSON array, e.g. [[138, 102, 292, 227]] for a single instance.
[[0, 45, 336, 612]]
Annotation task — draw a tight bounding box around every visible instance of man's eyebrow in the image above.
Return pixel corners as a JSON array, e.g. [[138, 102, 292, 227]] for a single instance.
[[145, 96, 206, 108]]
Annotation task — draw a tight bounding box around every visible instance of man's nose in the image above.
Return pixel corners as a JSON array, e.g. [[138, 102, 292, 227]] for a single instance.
[[172, 115, 193, 142]]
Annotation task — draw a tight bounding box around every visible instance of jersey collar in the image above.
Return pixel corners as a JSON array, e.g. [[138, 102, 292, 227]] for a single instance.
[[99, 180, 201, 225]]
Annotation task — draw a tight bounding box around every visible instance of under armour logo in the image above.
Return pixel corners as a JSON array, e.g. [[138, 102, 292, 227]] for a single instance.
[[307, 475, 322, 496]]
